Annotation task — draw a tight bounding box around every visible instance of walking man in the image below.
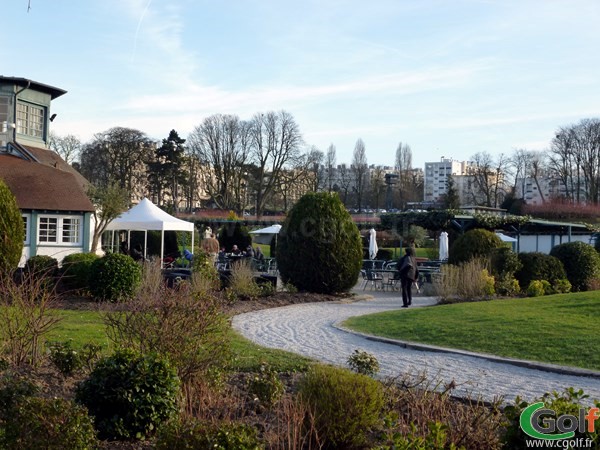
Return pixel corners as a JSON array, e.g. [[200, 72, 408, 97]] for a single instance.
[[398, 247, 419, 307]]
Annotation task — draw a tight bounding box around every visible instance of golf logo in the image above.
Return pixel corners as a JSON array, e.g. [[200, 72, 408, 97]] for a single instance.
[[520, 402, 598, 445]]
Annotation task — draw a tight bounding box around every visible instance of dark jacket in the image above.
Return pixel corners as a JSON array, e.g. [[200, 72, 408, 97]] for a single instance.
[[398, 254, 419, 281]]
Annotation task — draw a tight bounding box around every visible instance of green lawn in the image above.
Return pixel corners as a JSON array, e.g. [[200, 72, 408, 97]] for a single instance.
[[343, 292, 600, 371], [47, 308, 311, 372]]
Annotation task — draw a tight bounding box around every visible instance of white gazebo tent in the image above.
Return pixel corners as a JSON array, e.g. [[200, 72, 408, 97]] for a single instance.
[[249, 224, 282, 245], [105, 198, 195, 267]]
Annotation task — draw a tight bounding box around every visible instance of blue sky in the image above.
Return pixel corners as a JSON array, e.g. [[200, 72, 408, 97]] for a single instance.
[[3, 0, 600, 169]]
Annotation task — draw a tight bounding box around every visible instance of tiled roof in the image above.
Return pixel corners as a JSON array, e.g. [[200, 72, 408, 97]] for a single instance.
[[0, 147, 94, 212]]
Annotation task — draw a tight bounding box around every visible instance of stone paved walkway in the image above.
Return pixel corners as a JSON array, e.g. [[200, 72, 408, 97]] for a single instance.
[[232, 289, 600, 403]]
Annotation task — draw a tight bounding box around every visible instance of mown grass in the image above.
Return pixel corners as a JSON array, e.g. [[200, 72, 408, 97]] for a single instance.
[[47, 308, 311, 372], [343, 292, 600, 371]]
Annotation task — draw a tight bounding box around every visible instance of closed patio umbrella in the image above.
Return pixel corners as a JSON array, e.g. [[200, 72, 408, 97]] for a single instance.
[[439, 231, 449, 260], [369, 228, 378, 260]]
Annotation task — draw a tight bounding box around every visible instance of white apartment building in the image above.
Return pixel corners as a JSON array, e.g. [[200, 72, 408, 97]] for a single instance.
[[514, 176, 588, 205], [424, 158, 471, 203]]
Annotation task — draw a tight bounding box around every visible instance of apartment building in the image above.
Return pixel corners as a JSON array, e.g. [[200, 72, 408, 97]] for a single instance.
[[423, 158, 471, 203]]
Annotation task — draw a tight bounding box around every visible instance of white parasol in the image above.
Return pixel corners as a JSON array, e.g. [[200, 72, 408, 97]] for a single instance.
[[249, 224, 282, 245], [368, 228, 378, 260], [439, 231, 449, 260]]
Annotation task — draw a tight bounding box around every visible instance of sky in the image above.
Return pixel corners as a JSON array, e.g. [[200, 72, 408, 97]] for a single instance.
[[3, 0, 600, 169]]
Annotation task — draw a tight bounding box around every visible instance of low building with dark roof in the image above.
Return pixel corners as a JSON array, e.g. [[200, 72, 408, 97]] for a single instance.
[[0, 76, 94, 266]]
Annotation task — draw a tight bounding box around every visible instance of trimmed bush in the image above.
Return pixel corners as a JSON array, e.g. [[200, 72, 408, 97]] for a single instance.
[[89, 252, 142, 301], [61, 252, 99, 290], [553, 278, 572, 294], [299, 364, 384, 448], [514, 252, 566, 290], [24, 255, 58, 278], [550, 241, 600, 291], [277, 192, 362, 294], [156, 419, 262, 450], [75, 348, 179, 440], [448, 229, 503, 265], [527, 280, 545, 297], [0, 397, 97, 449], [490, 247, 522, 279], [218, 221, 252, 253], [0, 179, 24, 275]]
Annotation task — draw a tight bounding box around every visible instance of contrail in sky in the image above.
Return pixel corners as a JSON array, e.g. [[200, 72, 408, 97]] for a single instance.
[[131, 0, 153, 63]]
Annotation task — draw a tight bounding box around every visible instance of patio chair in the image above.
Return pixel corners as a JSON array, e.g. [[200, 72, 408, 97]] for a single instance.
[[363, 269, 383, 290], [384, 271, 401, 291]]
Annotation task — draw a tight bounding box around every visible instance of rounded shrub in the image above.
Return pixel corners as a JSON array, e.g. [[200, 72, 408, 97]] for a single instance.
[[299, 364, 384, 449], [527, 280, 546, 297], [490, 247, 522, 279], [89, 252, 142, 301], [24, 255, 58, 278], [218, 221, 252, 253], [550, 241, 600, 291], [75, 348, 180, 440], [61, 252, 100, 290], [0, 179, 24, 275], [277, 192, 362, 294], [448, 228, 503, 265], [514, 252, 566, 290], [0, 397, 97, 449]]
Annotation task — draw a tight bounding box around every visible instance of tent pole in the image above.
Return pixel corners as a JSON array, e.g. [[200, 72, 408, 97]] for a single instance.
[[160, 230, 165, 269], [144, 230, 148, 259]]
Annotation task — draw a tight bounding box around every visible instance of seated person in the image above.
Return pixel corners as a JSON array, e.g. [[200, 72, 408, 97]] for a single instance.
[[230, 245, 242, 256], [244, 245, 255, 258], [254, 246, 265, 261]]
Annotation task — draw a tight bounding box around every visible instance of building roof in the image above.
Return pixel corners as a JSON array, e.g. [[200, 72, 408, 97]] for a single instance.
[[0, 76, 66, 100], [0, 147, 94, 212]]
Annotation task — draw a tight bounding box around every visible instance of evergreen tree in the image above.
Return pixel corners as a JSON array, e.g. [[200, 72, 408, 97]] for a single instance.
[[442, 175, 460, 209], [0, 179, 24, 273], [147, 130, 187, 211]]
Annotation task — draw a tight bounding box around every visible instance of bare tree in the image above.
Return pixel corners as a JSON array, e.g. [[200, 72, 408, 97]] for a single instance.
[[304, 146, 324, 192], [325, 144, 337, 193], [548, 119, 600, 204], [510, 148, 533, 198], [468, 151, 509, 207], [395, 142, 413, 209], [370, 166, 386, 211], [48, 132, 81, 165], [187, 114, 251, 211], [351, 138, 369, 212], [336, 163, 352, 206], [249, 110, 303, 219]]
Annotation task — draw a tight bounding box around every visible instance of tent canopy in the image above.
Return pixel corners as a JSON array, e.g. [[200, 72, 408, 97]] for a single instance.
[[249, 224, 281, 245], [496, 232, 517, 243], [105, 198, 195, 267], [106, 198, 194, 232]]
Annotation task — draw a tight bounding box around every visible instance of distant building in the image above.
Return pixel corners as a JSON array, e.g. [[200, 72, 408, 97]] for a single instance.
[[0, 76, 94, 266], [424, 158, 471, 203]]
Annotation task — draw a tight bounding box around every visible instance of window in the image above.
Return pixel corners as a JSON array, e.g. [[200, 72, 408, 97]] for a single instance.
[[62, 218, 81, 243], [39, 217, 57, 243], [16, 101, 45, 138], [0, 96, 9, 127], [22, 215, 30, 244], [38, 216, 82, 245]]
